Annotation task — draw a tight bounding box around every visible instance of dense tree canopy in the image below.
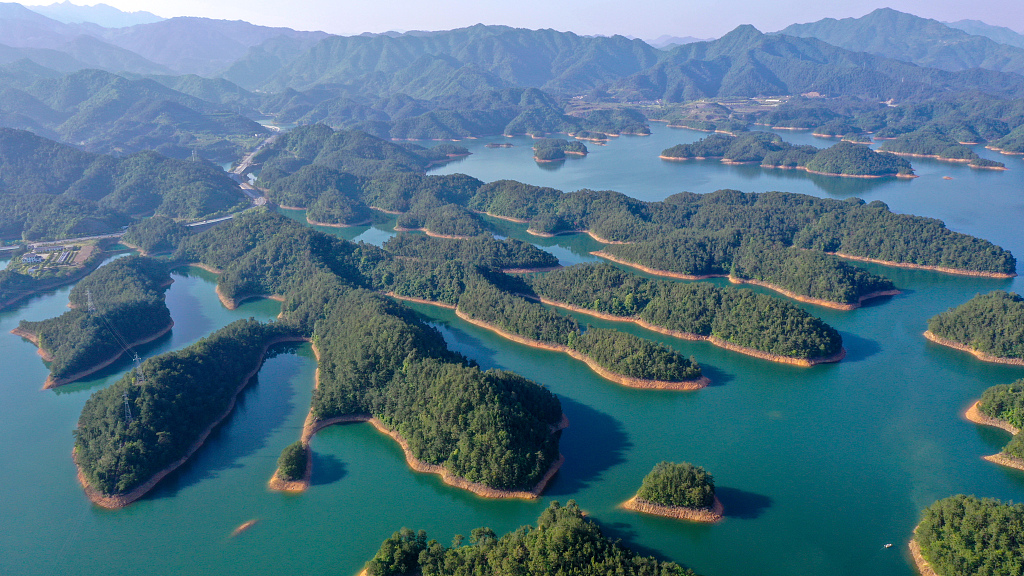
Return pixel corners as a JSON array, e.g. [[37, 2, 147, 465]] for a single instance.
[[928, 291, 1024, 359], [915, 495, 1024, 576], [18, 256, 172, 381], [636, 461, 716, 509], [365, 500, 697, 576]]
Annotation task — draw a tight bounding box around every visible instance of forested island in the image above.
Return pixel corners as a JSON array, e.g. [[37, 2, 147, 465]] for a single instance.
[[911, 495, 1024, 576], [527, 263, 845, 364], [240, 126, 1014, 291], [363, 501, 698, 576], [623, 461, 723, 522], [926, 291, 1024, 365], [532, 138, 588, 162], [878, 127, 1007, 169], [13, 256, 173, 388], [660, 133, 915, 177], [596, 234, 899, 309], [966, 381, 1024, 472]]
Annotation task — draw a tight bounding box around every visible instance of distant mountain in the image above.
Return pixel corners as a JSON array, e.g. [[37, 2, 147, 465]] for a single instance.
[[647, 34, 707, 49], [946, 19, 1024, 50], [0, 3, 169, 74], [613, 24, 1024, 102], [261, 24, 661, 96], [28, 1, 162, 28], [0, 68, 268, 161], [96, 17, 329, 76], [779, 8, 1024, 75]]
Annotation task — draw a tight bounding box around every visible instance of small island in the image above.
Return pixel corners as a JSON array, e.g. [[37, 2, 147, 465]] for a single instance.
[[533, 138, 588, 162], [911, 495, 1024, 576], [622, 461, 723, 523], [965, 381, 1024, 472], [926, 291, 1024, 366], [878, 127, 1007, 170], [267, 441, 310, 491], [363, 501, 699, 576]]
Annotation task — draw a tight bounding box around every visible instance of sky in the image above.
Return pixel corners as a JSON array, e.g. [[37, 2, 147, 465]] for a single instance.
[[75, 0, 1024, 39]]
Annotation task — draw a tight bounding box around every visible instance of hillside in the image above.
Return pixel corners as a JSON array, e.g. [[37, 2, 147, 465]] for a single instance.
[[780, 8, 1024, 75], [613, 24, 1024, 102]]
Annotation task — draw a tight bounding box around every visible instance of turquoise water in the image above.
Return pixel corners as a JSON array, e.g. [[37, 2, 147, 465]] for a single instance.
[[1, 124, 1023, 576]]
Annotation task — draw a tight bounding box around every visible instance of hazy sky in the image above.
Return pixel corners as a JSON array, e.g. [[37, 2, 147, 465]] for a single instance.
[[91, 0, 1023, 38]]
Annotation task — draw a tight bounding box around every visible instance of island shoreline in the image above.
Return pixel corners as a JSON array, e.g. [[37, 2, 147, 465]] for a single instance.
[[923, 331, 1024, 366], [830, 253, 1016, 279], [526, 294, 844, 367], [75, 335, 312, 509], [621, 495, 724, 523]]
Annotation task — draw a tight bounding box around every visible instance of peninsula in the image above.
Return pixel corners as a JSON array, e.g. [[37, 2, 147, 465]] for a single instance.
[[926, 291, 1024, 366], [911, 495, 1024, 576], [965, 381, 1024, 472]]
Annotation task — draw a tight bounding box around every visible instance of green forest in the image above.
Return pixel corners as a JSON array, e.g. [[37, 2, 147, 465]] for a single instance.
[[915, 495, 1024, 576], [276, 441, 308, 482], [928, 291, 1024, 359], [17, 256, 173, 382], [660, 132, 914, 176], [636, 461, 716, 509], [381, 234, 558, 270], [978, 381, 1024, 460], [75, 318, 297, 495], [529, 263, 844, 359], [364, 501, 697, 576]]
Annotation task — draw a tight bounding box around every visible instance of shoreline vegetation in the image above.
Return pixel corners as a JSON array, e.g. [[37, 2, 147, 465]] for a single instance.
[[909, 532, 940, 576], [831, 253, 1017, 279], [387, 293, 708, 389], [76, 335, 311, 509], [924, 331, 1024, 367], [269, 341, 569, 498], [660, 154, 917, 178], [621, 495, 724, 523], [885, 151, 1009, 170], [528, 294, 845, 367], [962, 383, 1024, 473], [0, 255, 107, 312], [13, 321, 175, 389], [593, 250, 901, 310]]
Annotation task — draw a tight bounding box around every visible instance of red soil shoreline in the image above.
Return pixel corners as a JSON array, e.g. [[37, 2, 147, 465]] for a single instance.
[[964, 400, 1021, 435], [923, 331, 1024, 367], [75, 335, 311, 509], [909, 535, 940, 576], [830, 253, 1016, 279], [528, 294, 844, 367], [621, 495, 724, 523]]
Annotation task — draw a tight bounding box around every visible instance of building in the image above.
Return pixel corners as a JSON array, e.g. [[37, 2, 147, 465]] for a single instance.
[[21, 253, 44, 264]]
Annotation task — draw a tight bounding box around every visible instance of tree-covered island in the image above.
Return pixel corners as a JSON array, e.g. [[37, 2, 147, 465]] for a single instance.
[[965, 381, 1024, 472], [12, 256, 174, 388], [532, 138, 588, 162], [623, 461, 723, 522], [911, 495, 1024, 576], [926, 291, 1024, 365], [660, 133, 915, 177], [364, 501, 699, 576]]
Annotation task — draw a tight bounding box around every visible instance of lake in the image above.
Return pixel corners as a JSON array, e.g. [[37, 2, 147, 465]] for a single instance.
[[1, 123, 1022, 576]]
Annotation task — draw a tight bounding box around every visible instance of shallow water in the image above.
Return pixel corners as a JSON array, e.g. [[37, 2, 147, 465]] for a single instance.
[[2, 124, 1023, 576]]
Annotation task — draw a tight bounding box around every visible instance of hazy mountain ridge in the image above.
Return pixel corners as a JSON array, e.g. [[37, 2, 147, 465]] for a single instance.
[[780, 8, 1024, 76], [946, 19, 1024, 50], [612, 24, 1024, 102], [27, 1, 162, 28]]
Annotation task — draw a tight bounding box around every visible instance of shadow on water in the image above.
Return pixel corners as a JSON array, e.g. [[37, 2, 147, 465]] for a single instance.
[[596, 521, 684, 562], [716, 486, 773, 520], [547, 397, 631, 496], [860, 289, 909, 309], [142, 347, 304, 503], [838, 331, 882, 364], [310, 452, 347, 486], [698, 363, 734, 388], [423, 318, 501, 371]]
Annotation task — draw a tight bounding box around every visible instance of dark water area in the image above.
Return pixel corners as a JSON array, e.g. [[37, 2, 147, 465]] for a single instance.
[[1, 124, 1023, 576]]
